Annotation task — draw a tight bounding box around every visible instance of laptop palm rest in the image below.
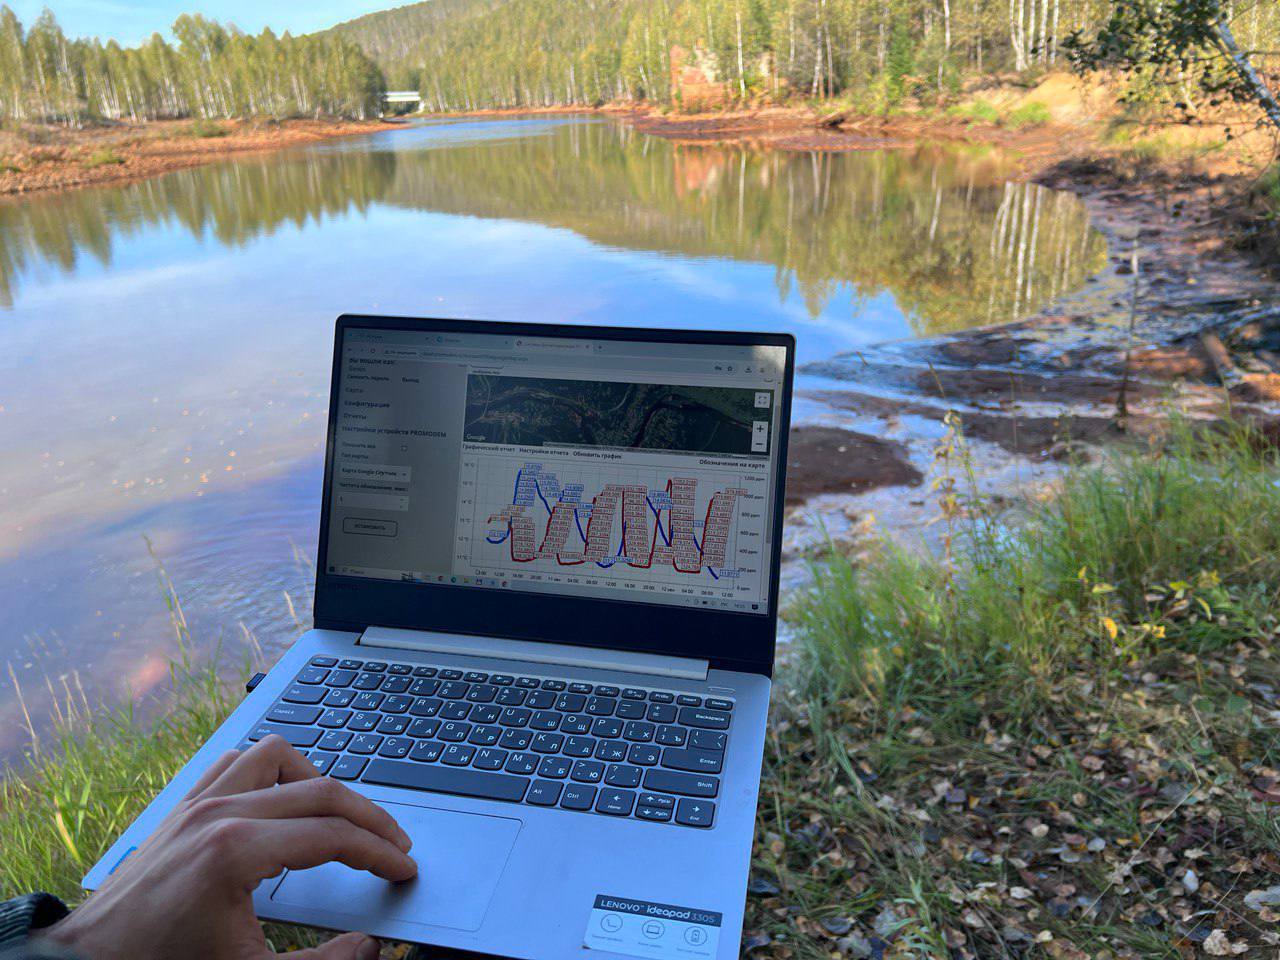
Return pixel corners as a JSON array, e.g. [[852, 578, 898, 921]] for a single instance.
[[270, 801, 522, 932]]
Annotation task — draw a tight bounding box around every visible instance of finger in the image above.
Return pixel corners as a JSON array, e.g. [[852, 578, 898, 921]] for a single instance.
[[220, 816, 418, 883], [286, 931, 380, 960], [210, 777, 412, 852], [201, 734, 318, 797], [183, 749, 241, 801]]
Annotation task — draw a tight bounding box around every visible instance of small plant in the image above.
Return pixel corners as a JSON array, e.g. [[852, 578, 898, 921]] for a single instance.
[[945, 99, 1000, 125], [83, 148, 125, 168], [188, 119, 229, 139], [1256, 163, 1280, 215], [1003, 100, 1051, 129]]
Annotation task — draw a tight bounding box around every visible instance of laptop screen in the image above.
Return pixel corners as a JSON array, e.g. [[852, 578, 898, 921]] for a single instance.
[[324, 327, 788, 615]]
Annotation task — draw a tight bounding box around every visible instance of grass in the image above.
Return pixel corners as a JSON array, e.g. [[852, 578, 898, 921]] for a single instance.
[[187, 119, 229, 139], [82, 148, 125, 168], [4, 419, 1279, 956], [945, 99, 1001, 125], [1254, 163, 1280, 217], [1003, 100, 1051, 130]]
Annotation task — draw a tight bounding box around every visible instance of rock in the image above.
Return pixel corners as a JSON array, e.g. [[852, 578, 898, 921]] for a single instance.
[[837, 933, 873, 958], [1182, 868, 1200, 894], [747, 874, 780, 896], [872, 906, 903, 938], [822, 916, 853, 936]]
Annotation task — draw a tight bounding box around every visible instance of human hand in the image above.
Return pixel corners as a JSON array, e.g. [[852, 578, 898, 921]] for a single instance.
[[41, 735, 417, 960]]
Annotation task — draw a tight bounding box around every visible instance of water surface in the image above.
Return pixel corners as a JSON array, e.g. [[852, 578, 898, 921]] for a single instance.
[[0, 116, 1106, 754]]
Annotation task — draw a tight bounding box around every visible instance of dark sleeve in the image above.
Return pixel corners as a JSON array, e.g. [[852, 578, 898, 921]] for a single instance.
[[0, 896, 67, 947]]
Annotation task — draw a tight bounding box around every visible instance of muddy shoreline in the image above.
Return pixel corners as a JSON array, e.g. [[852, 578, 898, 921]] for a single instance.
[[0, 118, 397, 197]]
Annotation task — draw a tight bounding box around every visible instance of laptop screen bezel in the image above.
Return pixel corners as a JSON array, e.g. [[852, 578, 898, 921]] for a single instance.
[[313, 315, 795, 677]]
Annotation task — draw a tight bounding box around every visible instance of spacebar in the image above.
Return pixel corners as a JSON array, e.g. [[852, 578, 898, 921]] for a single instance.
[[362, 759, 529, 803]]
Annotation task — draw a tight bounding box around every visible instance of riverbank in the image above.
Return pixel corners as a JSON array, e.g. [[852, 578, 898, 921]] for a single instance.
[[5, 418, 1279, 958], [0, 118, 397, 197]]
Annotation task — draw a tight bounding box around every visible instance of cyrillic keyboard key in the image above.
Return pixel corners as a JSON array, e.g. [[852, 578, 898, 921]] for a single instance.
[[538, 757, 572, 779], [605, 764, 642, 788], [628, 744, 660, 766], [676, 799, 716, 827], [296, 667, 329, 685], [441, 744, 476, 766], [505, 752, 538, 775], [362, 759, 529, 802], [656, 726, 687, 747], [642, 769, 719, 798], [317, 730, 352, 752], [323, 689, 355, 708], [410, 740, 442, 763], [248, 723, 320, 748], [324, 670, 357, 688], [349, 734, 383, 754], [377, 737, 412, 759], [266, 704, 322, 725]]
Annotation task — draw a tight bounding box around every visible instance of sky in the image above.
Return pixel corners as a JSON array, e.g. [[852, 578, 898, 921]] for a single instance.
[[5, 1, 406, 44]]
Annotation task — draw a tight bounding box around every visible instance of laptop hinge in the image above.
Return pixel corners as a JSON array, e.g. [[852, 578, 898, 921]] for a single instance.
[[357, 626, 710, 681]]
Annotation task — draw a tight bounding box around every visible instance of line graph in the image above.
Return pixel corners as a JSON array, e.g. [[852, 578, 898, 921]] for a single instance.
[[466, 459, 760, 587]]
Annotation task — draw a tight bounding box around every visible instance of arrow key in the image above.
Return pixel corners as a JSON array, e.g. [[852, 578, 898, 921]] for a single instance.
[[675, 798, 715, 828]]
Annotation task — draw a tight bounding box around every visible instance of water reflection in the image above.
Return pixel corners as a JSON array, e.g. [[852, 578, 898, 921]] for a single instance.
[[0, 120, 1105, 331]]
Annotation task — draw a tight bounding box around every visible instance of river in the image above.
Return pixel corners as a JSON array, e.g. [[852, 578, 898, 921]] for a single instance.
[[0, 115, 1106, 756]]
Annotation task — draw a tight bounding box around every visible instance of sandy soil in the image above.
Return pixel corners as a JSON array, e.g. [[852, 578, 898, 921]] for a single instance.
[[0, 118, 398, 196]]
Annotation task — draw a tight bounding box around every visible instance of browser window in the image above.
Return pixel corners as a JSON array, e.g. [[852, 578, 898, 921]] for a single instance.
[[325, 329, 785, 614]]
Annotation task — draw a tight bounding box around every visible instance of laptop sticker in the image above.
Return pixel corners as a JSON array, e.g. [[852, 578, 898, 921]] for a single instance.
[[584, 894, 721, 959]]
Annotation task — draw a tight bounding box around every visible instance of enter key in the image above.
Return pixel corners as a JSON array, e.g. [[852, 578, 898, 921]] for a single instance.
[[660, 747, 724, 775]]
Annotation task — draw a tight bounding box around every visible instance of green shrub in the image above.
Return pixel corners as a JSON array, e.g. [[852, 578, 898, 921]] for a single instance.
[[1257, 163, 1280, 215], [945, 99, 1000, 125], [83, 148, 125, 168], [188, 119, 229, 139], [1003, 100, 1051, 129]]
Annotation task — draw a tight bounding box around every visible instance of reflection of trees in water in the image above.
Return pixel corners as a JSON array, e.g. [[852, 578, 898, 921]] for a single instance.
[[0, 150, 398, 307], [382, 124, 1107, 334], [0, 122, 1105, 335]]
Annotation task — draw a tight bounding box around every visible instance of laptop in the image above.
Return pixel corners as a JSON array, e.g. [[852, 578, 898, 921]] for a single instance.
[[85, 315, 795, 960]]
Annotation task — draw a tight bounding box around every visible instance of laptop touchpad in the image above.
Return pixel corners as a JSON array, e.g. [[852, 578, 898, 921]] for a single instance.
[[270, 802, 522, 932]]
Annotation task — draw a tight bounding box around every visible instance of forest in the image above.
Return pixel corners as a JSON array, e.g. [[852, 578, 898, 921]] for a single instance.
[[0, 7, 385, 123], [327, 0, 1280, 113]]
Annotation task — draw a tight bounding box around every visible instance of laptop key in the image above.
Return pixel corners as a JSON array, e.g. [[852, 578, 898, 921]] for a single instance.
[[647, 703, 677, 724], [413, 666, 438, 678], [592, 719, 623, 739], [324, 670, 357, 688], [638, 793, 675, 810], [471, 705, 501, 724], [515, 677, 540, 688], [499, 707, 531, 727], [564, 736, 596, 758], [331, 755, 367, 780], [526, 780, 563, 806], [705, 698, 735, 712], [678, 707, 731, 730], [531, 733, 563, 753], [438, 669, 463, 680], [304, 757, 335, 778], [555, 694, 586, 712], [441, 744, 476, 766], [353, 673, 383, 691], [642, 770, 719, 798], [351, 692, 384, 711], [383, 695, 413, 714], [438, 681, 469, 699], [648, 691, 673, 703], [440, 702, 471, 721], [363, 662, 387, 672], [410, 740, 442, 763], [560, 784, 596, 811], [466, 684, 497, 703], [267, 704, 322, 725], [505, 752, 538, 775], [676, 695, 701, 706], [662, 748, 723, 775], [323, 689, 356, 708], [439, 721, 471, 742], [496, 687, 528, 706], [571, 760, 604, 783], [688, 730, 728, 752], [464, 672, 489, 683], [595, 740, 628, 762], [675, 799, 716, 828], [616, 701, 646, 720], [636, 805, 672, 822], [656, 726, 687, 747], [568, 682, 593, 694], [499, 729, 533, 751], [585, 697, 616, 717], [249, 723, 320, 748], [595, 789, 636, 817], [541, 680, 566, 691], [376, 716, 409, 736], [407, 718, 440, 739], [337, 659, 363, 671], [467, 725, 502, 746], [490, 674, 515, 686], [389, 664, 413, 676], [382, 677, 411, 694], [605, 765, 642, 788], [283, 685, 326, 705], [623, 721, 655, 743], [622, 688, 646, 700], [530, 711, 561, 731], [362, 759, 529, 803], [310, 656, 338, 667], [378, 737, 413, 759], [318, 730, 352, 752], [627, 744, 660, 766], [347, 712, 379, 732], [295, 667, 329, 685], [474, 748, 509, 771], [410, 697, 441, 717], [318, 709, 352, 729], [538, 757, 572, 779], [560, 714, 591, 735], [409, 679, 440, 697], [349, 734, 383, 755], [526, 691, 555, 709]]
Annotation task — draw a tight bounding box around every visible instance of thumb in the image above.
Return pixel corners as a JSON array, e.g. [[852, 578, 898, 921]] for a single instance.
[[286, 931, 381, 960]]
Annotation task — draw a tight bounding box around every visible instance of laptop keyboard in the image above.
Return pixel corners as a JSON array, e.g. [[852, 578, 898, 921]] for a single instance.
[[241, 656, 733, 829]]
